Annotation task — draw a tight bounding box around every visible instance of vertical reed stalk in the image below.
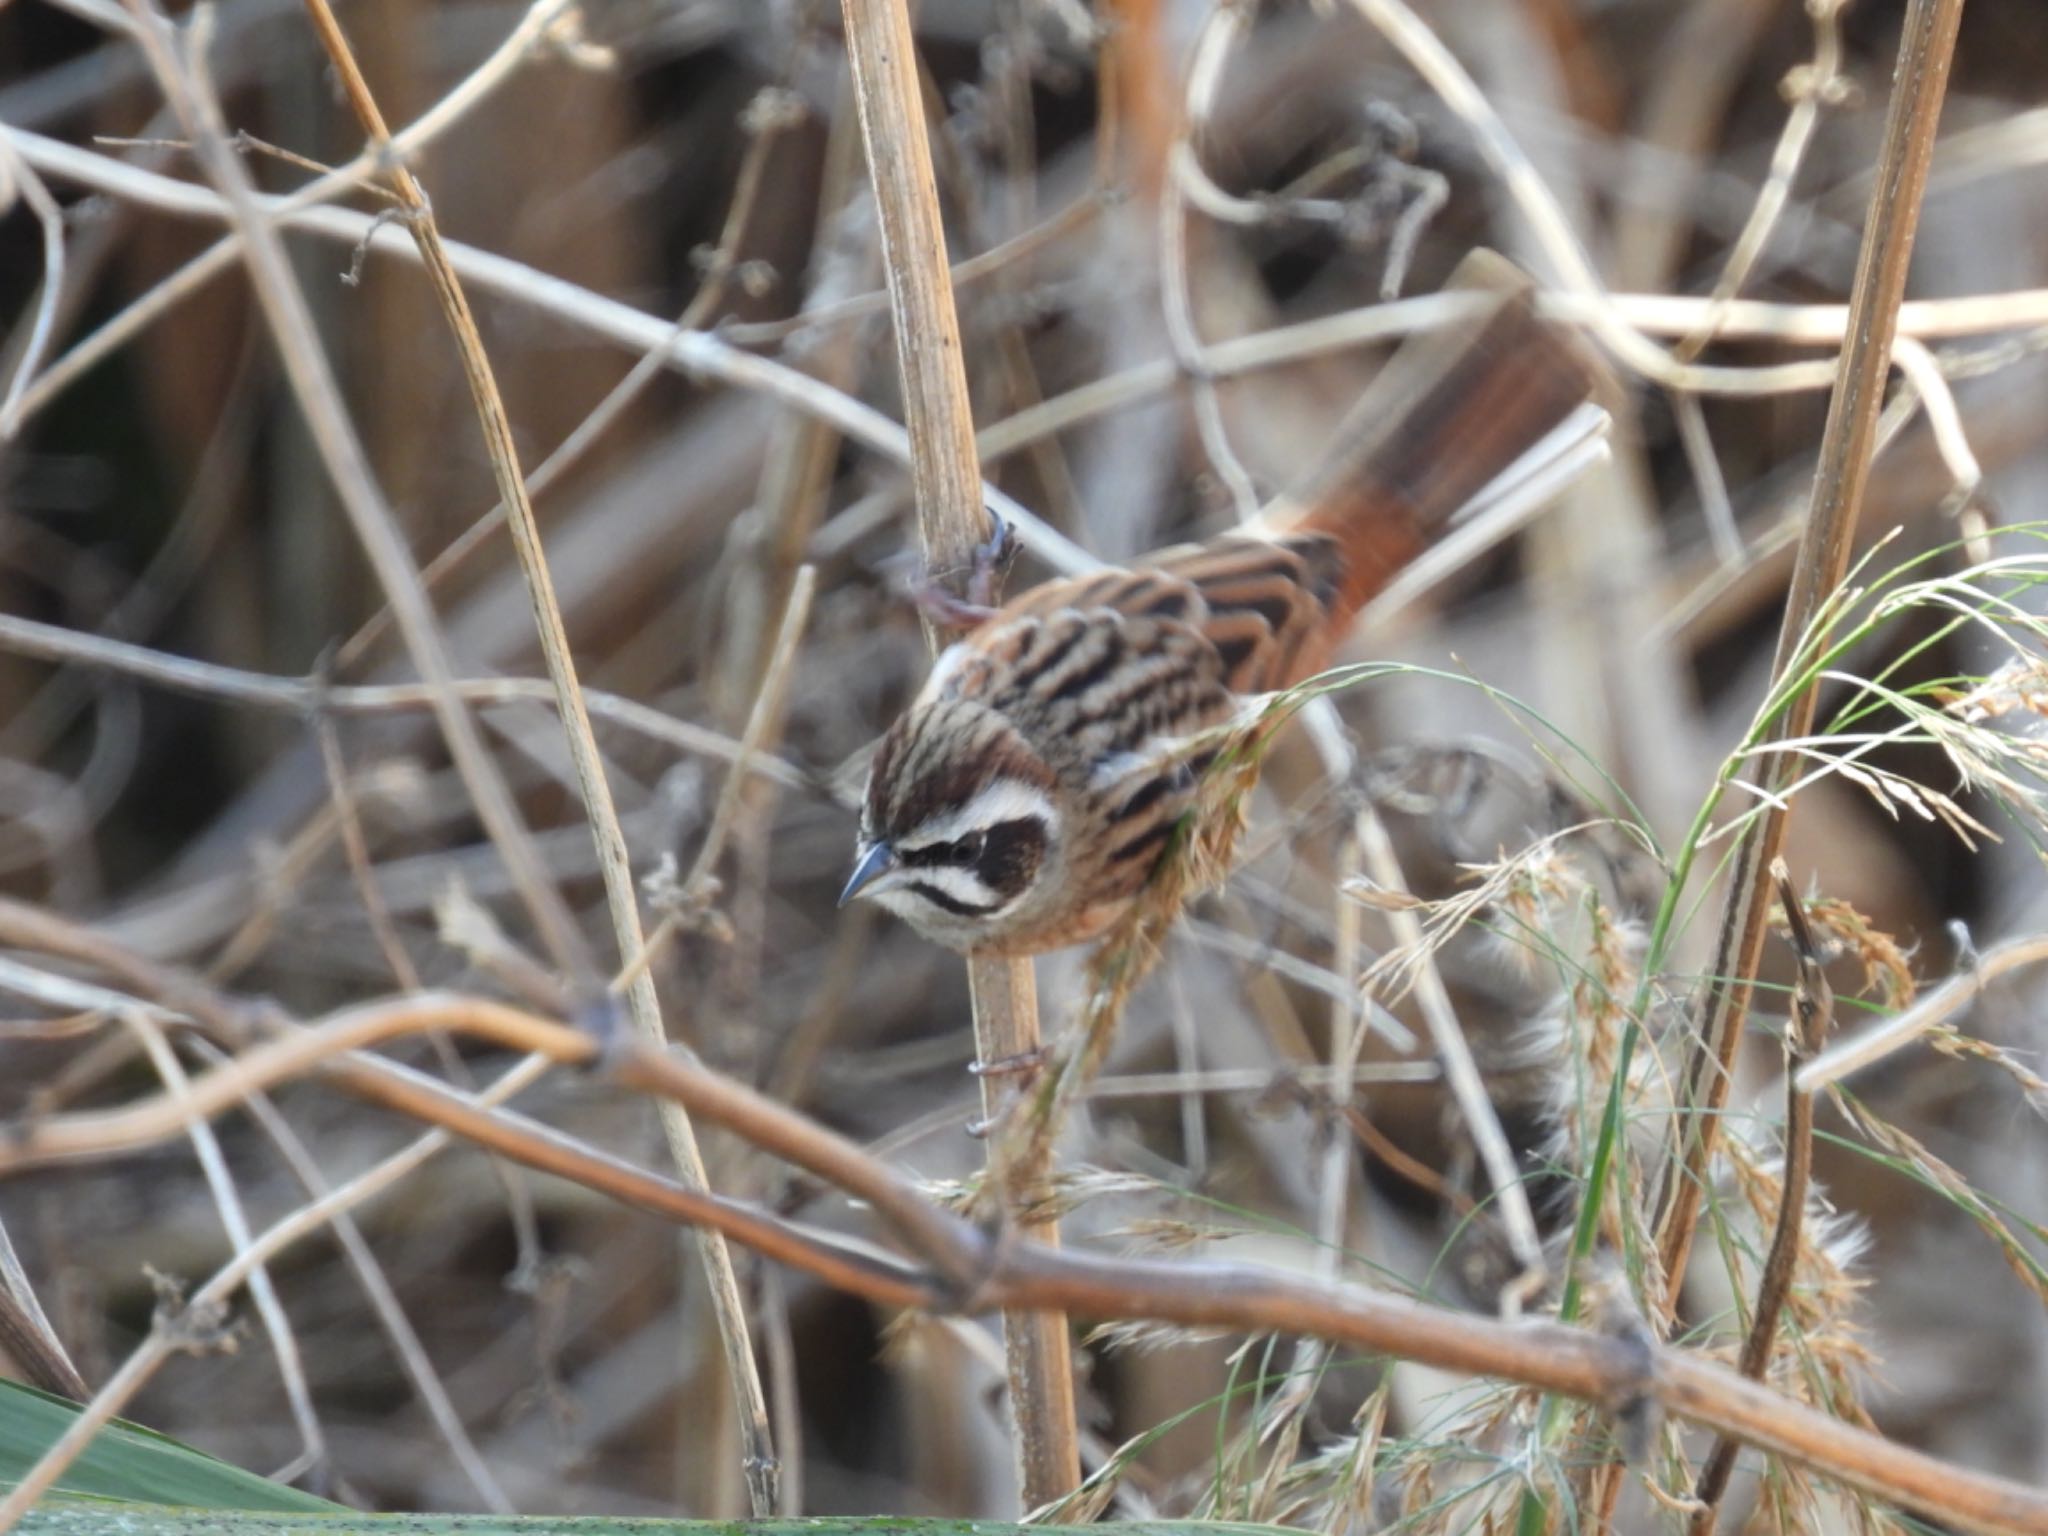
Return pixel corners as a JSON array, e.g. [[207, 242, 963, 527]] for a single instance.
[[836, 0, 1081, 1507], [1654, 0, 1965, 1302]]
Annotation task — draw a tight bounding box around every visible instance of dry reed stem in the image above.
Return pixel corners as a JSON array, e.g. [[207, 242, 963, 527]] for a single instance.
[[1655, 0, 1966, 1310], [2, 983, 2045, 1535], [835, 0, 1079, 1506]]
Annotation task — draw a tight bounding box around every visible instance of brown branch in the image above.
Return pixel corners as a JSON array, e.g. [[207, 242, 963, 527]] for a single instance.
[[1691, 861, 1834, 1529], [2, 987, 2045, 1535], [1653, 0, 1966, 1310], [329, 1052, 943, 1315], [835, 0, 1079, 1506]]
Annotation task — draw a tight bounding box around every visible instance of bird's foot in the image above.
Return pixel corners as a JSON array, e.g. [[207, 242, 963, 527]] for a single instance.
[[904, 506, 1017, 633], [969, 1044, 1047, 1081]]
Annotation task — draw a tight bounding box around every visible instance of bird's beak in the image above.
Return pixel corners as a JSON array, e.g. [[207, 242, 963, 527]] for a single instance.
[[838, 841, 897, 907]]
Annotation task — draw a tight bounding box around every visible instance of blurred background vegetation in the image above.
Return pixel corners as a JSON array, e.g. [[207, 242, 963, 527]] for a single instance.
[[0, 0, 2045, 1528]]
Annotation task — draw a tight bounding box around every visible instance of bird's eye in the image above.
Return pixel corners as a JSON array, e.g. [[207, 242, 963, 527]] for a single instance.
[[954, 829, 987, 864]]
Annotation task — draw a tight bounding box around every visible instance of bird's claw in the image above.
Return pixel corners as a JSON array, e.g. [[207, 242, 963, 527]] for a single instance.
[[968, 1045, 1047, 1080], [905, 505, 1018, 633], [965, 504, 1018, 610]]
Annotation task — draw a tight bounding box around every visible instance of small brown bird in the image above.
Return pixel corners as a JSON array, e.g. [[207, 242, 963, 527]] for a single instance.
[[841, 255, 1599, 955]]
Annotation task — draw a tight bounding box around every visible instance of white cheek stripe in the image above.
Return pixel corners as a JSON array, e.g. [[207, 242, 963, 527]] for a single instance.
[[886, 863, 1002, 909], [901, 778, 1057, 851]]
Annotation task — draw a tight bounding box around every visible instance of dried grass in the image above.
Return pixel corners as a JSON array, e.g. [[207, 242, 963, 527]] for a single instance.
[[2, 0, 2047, 1528]]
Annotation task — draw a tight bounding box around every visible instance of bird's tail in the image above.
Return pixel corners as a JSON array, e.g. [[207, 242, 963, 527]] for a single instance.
[[1279, 251, 1605, 630]]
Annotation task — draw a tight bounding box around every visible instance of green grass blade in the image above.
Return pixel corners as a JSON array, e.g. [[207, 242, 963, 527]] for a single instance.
[[0, 1380, 338, 1513]]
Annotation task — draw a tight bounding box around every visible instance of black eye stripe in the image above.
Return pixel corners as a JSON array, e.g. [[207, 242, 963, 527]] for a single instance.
[[895, 815, 1049, 916], [899, 834, 981, 869], [907, 881, 1000, 917], [900, 817, 1041, 864]]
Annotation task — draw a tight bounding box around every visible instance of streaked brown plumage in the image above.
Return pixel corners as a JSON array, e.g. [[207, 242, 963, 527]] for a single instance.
[[843, 254, 1601, 955]]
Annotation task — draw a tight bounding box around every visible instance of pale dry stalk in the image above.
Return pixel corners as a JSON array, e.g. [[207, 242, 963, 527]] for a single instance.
[[834, 0, 1081, 1506]]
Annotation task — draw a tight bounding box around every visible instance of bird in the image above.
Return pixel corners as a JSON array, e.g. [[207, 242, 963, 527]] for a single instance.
[[840, 253, 1601, 957]]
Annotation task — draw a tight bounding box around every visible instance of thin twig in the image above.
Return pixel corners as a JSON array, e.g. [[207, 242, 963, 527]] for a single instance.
[[4, 0, 585, 426], [710, 99, 867, 724], [0, 612, 809, 791], [616, 567, 817, 995], [115, 1011, 330, 1490], [1665, 0, 1847, 570], [1690, 860, 1834, 1530], [1673, 0, 1850, 366], [316, 706, 550, 1285], [17, 123, 2048, 494], [0, 131, 68, 436], [0, 1044, 555, 1528], [1797, 931, 2048, 1092], [1160, 2, 1261, 518], [1354, 806, 1546, 1301], [336, 79, 803, 674], [720, 188, 1110, 350], [182, 1038, 515, 1513], [1270, 828, 1371, 1474]]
